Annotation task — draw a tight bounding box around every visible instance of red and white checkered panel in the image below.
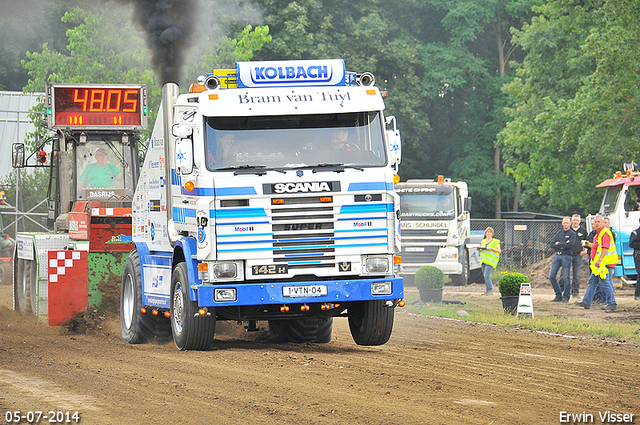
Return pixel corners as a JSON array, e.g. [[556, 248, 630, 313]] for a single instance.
[[47, 250, 88, 326], [49, 251, 83, 282]]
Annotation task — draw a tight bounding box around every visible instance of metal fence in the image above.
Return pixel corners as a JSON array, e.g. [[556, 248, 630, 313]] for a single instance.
[[471, 219, 563, 270]]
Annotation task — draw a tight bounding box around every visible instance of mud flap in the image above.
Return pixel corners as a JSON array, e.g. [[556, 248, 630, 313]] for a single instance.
[[47, 250, 88, 326]]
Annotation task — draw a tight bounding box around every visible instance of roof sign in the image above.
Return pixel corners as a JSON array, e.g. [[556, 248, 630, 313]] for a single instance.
[[236, 60, 346, 88]]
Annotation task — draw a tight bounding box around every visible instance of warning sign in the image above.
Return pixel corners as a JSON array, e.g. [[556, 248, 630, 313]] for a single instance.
[[516, 282, 534, 318]]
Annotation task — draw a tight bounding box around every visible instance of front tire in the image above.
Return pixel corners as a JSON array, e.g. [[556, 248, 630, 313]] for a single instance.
[[348, 300, 394, 346], [450, 250, 469, 286], [170, 262, 215, 351]]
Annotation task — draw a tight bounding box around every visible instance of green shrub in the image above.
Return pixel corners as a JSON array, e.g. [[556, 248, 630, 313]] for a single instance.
[[414, 266, 445, 289], [498, 272, 529, 297]]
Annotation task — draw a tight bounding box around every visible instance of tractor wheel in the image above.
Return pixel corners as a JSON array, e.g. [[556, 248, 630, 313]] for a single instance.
[[348, 300, 395, 346], [170, 262, 215, 351], [15, 259, 36, 315]]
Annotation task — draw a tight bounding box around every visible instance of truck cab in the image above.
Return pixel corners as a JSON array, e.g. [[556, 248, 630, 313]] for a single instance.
[[395, 178, 478, 285], [121, 60, 405, 350], [590, 163, 640, 288]]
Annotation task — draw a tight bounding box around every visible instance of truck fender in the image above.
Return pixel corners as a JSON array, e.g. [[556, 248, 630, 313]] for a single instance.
[[174, 237, 200, 301]]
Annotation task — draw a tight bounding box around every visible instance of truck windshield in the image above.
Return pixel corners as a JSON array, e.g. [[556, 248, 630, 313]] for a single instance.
[[600, 185, 622, 216], [399, 187, 456, 220], [204, 111, 386, 170]]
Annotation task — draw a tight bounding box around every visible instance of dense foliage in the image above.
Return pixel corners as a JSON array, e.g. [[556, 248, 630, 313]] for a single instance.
[[1, 0, 639, 219]]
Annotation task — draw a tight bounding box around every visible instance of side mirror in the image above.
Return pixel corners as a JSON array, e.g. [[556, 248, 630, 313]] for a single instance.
[[175, 138, 193, 174], [464, 197, 472, 212], [385, 115, 401, 169], [12, 143, 25, 168]]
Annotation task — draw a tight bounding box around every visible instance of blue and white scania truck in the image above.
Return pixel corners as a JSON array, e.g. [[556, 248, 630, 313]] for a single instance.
[[120, 59, 405, 350]]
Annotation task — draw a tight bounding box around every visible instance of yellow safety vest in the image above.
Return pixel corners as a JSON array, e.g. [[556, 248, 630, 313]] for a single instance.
[[480, 238, 500, 268], [589, 227, 618, 278]]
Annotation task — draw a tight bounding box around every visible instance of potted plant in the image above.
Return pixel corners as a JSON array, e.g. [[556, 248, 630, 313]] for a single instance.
[[498, 272, 529, 314], [414, 265, 445, 303]]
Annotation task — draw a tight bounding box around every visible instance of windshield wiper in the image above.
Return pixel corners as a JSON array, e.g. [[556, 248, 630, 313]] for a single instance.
[[215, 165, 267, 175], [311, 163, 364, 173]]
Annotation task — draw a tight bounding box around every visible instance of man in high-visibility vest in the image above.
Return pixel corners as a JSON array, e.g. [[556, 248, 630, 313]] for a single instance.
[[574, 215, 618, 310], [479, 227, 501, 295]]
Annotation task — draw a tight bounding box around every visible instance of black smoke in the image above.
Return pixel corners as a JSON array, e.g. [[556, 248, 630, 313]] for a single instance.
[[119, 0, 198, 84]]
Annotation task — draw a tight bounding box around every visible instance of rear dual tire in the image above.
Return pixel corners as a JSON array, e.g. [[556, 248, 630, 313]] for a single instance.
[[268, 318, 333, 343], [120, 249, 171, 344]]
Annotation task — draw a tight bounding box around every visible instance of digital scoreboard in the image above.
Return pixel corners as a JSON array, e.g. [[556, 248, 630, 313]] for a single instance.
[[47, 84, 148, 130]]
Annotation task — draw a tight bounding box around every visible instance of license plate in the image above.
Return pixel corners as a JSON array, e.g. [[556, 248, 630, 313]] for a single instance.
[[252, 264, 288, 275], [283, 285, 328, 298], [405, 247, 424, 252]]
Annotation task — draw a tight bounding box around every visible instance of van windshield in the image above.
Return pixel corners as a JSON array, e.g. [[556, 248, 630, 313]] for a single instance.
[[204, 112, 387, 170]]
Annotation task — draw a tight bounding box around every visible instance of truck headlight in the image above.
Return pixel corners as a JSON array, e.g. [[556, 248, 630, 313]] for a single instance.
[[440, 253, 457, 259], [214, 288, 237, 302], [364, 256, 389, 274], [213, 263, 237, 278], [371, 281, 392, 295]]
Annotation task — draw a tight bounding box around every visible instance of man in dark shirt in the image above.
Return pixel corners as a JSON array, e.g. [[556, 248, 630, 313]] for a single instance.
[[569, 214, 588, 297], [549, 217, 576, 302], [628, 218, 640, 301]]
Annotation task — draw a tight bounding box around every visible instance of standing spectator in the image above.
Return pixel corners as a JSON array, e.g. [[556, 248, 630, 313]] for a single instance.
[[549, 217, 575, 302], [584, 218, 602, 304], [574, 215, 618, 310], [479, 227, 501, 296], [628, 218, 640, 301], [569, 214, 588, 297]]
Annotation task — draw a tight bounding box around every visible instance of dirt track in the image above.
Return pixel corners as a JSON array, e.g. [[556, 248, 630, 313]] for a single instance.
[[1, 284, 639, 425]]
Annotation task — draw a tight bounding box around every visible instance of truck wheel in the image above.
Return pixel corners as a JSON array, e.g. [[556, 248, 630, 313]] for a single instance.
[[170, 262, 215, 351], [121, 250, 173, 345], [348, 300, 394, 346], [267, 320, 289, 343], [288, 318, 333, 343], [121, 249, 152, 343], [450, 250, 469, 286], [269, 318, 333, 343]]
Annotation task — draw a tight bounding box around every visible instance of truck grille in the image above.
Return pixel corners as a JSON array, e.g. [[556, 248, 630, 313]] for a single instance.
[[215, 195, 391, 272]]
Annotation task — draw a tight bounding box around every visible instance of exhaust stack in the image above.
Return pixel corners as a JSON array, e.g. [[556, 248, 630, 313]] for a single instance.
[[162, 82, 180, 221]]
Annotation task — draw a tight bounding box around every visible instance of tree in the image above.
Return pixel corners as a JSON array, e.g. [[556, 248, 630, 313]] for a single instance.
[[500, 0, 640, 214], [4, 2, 270, 232], [420, 0, 542, 218]]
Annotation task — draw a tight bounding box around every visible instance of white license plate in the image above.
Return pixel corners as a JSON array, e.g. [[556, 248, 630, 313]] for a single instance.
[[283, 285, 328, 298], [405, 247, 424, 252]]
